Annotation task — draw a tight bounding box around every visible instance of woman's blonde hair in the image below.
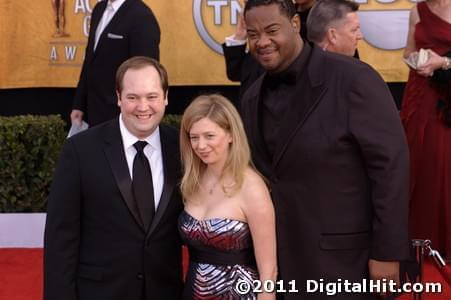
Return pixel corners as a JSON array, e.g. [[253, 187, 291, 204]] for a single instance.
[[180, 94, 252, 199]]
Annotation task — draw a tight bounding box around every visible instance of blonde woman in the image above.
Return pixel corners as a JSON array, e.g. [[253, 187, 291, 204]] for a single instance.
[[178, 94, 277, 299]]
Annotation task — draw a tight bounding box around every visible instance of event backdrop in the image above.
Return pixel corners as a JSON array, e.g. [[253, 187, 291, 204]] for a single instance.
[[0, 0, 415, 88]]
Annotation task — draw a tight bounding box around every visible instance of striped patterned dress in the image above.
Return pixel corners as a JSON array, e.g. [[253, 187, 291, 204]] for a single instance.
[[179, 210, 258, 299]]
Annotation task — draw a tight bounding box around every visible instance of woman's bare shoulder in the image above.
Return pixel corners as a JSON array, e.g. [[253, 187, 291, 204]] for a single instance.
[[240, 168, 270, 204]]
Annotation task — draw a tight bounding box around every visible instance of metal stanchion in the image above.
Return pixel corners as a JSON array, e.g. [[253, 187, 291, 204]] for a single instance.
[[411, 239, 447, 300], [411, 239, 429, 300]]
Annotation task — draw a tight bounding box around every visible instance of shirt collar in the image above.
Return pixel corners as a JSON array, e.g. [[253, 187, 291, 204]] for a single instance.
[[109, 0, 126, 12], [119, 114, 161, 153]]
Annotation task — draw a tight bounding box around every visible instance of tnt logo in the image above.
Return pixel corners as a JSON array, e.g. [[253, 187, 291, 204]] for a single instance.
[[193, 0, 243, 54]]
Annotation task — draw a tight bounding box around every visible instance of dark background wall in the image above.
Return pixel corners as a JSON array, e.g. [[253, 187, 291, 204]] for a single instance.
[[0, 86, 239, 126], [0, 83, 405, 127]]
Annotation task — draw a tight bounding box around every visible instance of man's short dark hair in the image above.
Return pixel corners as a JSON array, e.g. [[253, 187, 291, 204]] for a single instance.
[[306, 0, 359, 43], [244, 0, 297, 19], [116, 56, 168, 94]]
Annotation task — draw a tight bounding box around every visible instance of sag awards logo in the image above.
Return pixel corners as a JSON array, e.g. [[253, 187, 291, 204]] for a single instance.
[[193, 0, 417, 55], [49, 0, 100, 66]]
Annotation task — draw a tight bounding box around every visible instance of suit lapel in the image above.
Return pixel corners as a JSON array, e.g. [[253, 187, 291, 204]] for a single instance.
[[147, 125, 178, 236], [272, 46, 327, 168], [87, 1, 107, 57], [245, 77, 273, 178], [93, 0, 134, 57], [103, 119, 145, 231]]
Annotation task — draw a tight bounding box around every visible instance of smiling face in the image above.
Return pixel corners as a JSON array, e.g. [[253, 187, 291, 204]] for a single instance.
[[245, 3, 302, 74], [117, 65, 168, 139], [189, 117, 232, 168]]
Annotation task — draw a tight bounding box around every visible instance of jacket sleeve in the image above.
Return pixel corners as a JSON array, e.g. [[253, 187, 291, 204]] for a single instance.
[[222, 43, 247, 82], [44, 139, 81, 300], [73, 57, 89, 112], [347, 64, 410, 261], [72, 2, 103, 112]]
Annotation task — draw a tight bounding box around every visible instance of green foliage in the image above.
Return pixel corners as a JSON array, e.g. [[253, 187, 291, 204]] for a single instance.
[[162, 114, 182, 129], [0, 114, 180, 213], [0, 115, 66, 212]]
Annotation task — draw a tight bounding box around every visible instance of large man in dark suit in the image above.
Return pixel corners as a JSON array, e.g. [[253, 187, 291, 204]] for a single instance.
[[241, 0, 410, 298], [44, 57, 183, 300], [71, 0, 160, 126]]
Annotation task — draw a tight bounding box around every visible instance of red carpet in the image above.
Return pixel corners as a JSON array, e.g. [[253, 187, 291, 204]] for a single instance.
[[0, 249, 449, 299], [0, 249, 43, 300], [398, 261, 451, 300]]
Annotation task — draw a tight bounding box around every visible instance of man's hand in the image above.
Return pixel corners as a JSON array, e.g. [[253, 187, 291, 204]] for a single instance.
[[369, 259, 400, 298], [233, 12, 247, 41], [70, 109, 84, 126]]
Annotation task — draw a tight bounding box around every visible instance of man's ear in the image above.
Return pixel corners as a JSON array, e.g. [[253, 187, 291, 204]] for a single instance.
[[326, 28, 337, 45], [164, 91, 169, 106], [116, 91, 121, 107], [291, 14, 301, 33]]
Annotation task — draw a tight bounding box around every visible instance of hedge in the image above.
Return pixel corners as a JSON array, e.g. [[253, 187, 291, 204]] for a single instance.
[[0, 115, 66, 212], [162, 114, 182, 129], [0, 114, 181, 213]]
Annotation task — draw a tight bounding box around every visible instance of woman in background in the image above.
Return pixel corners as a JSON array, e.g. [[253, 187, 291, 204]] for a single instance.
[[178, 94, 277, 299], [401, 0, 451, 259]]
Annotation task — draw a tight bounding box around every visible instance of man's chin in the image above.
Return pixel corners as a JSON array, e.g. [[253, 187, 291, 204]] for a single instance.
[[259, 60, 278, 72], [134, 124, 157, 137]]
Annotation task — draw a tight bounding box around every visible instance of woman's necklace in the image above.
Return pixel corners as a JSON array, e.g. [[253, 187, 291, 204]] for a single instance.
[[207, 180, 220, 195]]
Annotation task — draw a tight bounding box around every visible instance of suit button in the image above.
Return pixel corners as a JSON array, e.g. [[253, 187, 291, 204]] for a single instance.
[[136, 273, 144, 280]]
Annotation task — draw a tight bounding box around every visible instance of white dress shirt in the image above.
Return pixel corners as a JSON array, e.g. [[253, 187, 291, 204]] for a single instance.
[[119, 115, 164, 211], [224, 34, 247, 47], [94, 0, 127, 50]]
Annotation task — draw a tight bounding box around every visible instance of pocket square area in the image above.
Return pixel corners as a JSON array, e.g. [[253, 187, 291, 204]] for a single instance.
[[107, 33, 124, 39]]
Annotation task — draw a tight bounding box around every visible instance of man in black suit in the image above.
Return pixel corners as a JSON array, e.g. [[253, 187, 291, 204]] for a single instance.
[[44, 57, 183, 300], [71, 0, 160, 127], [240, 0, 410, 299]]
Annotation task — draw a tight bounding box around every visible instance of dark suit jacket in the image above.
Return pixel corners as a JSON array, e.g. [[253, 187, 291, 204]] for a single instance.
[[241, 46, 410, 299], [222, 43, 264, 101], [44, 119, 183, 300], [73, 0, 160, 126]]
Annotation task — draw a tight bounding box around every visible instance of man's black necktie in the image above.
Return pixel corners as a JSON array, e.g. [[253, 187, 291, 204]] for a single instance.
[[132, 141, 155, 230]]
